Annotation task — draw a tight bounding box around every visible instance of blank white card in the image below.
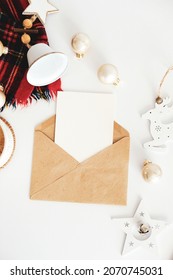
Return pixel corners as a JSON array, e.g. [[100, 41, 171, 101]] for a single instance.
[[55, 91, 114, 162]]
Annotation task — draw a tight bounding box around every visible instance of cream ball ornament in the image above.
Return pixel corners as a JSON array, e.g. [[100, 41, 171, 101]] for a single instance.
[[21, 33, 31, 45], [97, 64, 120, 85], [71, 33, 90, 58], [23, 18, 33, 29], [0, 86, 6, 108], [142, 161, 162, 183], [0, 41, 8, 57]]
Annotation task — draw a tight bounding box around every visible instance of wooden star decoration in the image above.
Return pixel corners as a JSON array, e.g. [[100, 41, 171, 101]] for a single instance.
[[112, 200, 168, 255], [23, 0, 59, 25]]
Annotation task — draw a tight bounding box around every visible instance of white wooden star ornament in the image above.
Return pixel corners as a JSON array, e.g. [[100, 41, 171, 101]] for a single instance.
[[112, 200, 167, 255], [23, 0, 59, 25]]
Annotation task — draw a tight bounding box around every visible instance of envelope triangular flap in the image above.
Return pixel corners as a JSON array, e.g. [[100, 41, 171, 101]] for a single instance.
[[35, 115, 56, 141], [30, 116, 130, 205], [31, 137, 129, 205], [113, 121, 129, 142], [30, 130, 78, 196]]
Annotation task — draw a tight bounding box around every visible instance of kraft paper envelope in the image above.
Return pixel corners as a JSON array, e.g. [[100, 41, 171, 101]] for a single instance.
[[30, 116, 130, 205]]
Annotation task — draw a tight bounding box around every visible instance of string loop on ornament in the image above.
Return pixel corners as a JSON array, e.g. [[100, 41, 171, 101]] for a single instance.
[[156, 66, 173, 104]]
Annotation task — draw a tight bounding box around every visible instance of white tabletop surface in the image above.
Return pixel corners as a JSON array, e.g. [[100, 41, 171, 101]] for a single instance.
[[1, 0, 173, 260]]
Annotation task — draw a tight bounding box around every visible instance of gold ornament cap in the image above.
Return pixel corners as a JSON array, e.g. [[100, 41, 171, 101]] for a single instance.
[[156, 96, 163, 104]]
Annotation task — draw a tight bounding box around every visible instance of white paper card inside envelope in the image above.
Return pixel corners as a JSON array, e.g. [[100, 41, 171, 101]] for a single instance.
[[55, 91, 114, 162]]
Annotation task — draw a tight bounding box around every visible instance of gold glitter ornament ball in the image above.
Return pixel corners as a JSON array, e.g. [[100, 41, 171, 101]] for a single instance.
[[142, 161, 162, 183]]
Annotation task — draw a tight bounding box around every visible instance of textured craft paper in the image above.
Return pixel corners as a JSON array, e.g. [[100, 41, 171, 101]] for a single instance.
[[30, 116, 130, 205], [55, 91, 114, 162]]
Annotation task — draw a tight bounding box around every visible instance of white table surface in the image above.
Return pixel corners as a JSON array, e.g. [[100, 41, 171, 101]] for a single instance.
[[1, 0, 173, 260]]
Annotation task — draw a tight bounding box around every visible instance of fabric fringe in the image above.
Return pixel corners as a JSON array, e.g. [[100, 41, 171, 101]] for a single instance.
[[3, 89, 60, 110]]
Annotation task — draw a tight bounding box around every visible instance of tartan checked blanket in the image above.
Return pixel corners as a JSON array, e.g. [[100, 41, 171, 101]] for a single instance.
[[0, 0, 62, 111]]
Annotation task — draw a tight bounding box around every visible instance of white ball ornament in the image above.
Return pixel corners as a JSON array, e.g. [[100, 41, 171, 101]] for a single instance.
[[142, 161, 162, 183], [0, 41, 8, 57], [71, 33, 90, 58], [97, 64, 120, 85], [0, 86, 6, 108]]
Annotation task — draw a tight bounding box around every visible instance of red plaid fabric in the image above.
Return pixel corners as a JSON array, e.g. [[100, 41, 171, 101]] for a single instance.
[[0, 0, 62, 111]]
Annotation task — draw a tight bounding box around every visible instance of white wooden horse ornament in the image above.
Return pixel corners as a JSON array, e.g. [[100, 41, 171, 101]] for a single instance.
[[142, 97, 173, 151]]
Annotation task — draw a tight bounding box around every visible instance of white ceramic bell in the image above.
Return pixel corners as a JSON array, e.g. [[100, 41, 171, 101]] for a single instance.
[[27, 43, 68, 86]]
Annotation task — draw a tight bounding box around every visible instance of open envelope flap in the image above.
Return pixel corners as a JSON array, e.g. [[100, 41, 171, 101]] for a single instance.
[[30, 116, 130, 205], [30, 131, 79, 196], [35, 115, 56, 141], [35, 115, 129, 143]]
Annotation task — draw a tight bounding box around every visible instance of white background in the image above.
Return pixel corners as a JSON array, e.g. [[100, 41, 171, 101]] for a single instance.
[[1, 0, 173, 260]]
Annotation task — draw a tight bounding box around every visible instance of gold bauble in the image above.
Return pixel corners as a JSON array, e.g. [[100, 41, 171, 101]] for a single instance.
[[21, 33, 31, 44], [142, 161, 162, 183], [23, 19, 33, 29]]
